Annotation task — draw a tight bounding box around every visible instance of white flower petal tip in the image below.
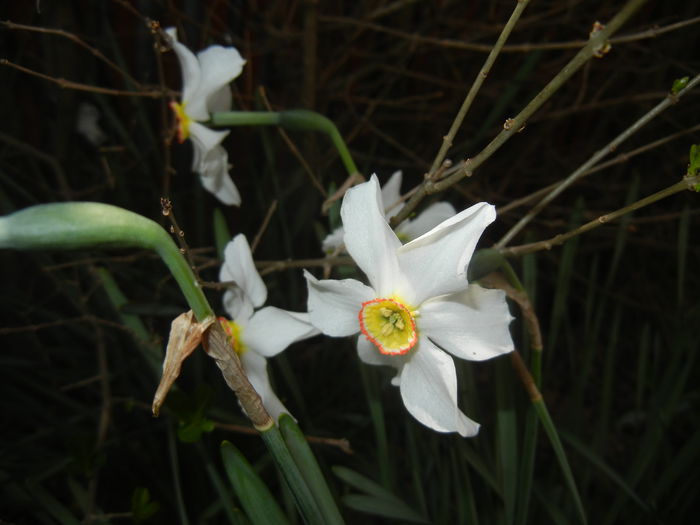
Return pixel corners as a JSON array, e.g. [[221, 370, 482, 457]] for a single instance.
[[167, 27, 245, 205], [400, 340, 481, 437], [321, 170, 458, 254], [220, 234, 267, 314]]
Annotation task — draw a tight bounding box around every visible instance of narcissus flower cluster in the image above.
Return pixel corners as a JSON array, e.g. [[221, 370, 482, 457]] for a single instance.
[[165, 35, 513, 436], [322, 170, 456, 253], [305, 175, 514, 436], [167, 27, 244, 206], [218, 234, 319, 421]]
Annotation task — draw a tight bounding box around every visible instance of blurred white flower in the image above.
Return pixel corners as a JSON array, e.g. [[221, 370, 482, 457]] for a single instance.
[[306, 175, 514, 437], [322, 170, 456, 253], [167, 27, 245, 206], [219, 234, 319, 421], [76, 102, 107, 146]]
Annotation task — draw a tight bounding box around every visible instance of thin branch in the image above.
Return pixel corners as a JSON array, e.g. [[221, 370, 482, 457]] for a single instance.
[[390, 0, 649, 227], [495, 71, 700, 247], [500, 175, 700, 257], [428, 0, 531, 177], [498, 122, 700, 215], [251, 200, 278, 253], [0, 59, 167, 98], [0, 19, 142, 86], [319, 13, 700, 53]]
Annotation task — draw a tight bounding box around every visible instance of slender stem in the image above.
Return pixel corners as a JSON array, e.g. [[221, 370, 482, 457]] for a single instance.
[[496, 72, 700, 247], [210, 110, 281, 127], [0, 202, 214, 321], [428, 0, 530, 176], [500, 174, 700, 257], [391, 0, 649, 227], [211, 109, 360, 177], [497, 123, 700, 216]]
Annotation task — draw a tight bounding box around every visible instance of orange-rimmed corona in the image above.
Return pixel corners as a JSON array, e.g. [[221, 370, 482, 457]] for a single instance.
[[219, 317, 246, 355], [359, 298, 418, 356], [170, 101, 192, 142]]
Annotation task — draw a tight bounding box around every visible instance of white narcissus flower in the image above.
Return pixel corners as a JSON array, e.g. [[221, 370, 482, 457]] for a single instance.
[[306, 175, 514, 437], [167, 27, 245, 206], [219, 234, 319, 421], [322, 170, 456, 253]]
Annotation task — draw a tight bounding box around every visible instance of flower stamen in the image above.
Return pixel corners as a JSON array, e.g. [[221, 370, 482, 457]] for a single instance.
[[170, 101, 192, 142], [219, 317, 246, 355], [359, 298, 417, 356]]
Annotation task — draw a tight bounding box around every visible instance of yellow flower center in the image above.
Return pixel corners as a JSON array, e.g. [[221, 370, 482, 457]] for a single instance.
[[219, 317, 247, 355], [359, 298, 417, 356], [170, 101, 192, 142]]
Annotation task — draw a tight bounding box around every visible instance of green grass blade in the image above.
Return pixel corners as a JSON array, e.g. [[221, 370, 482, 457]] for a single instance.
[[259, 425, 325, 524], [279, 414, 344, 525], [332, 466, 429, 523], [220, 441, 290, 525], [532, 400, 587, 525]]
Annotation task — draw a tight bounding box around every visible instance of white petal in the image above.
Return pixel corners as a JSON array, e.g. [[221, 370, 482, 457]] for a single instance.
[[304, 270, 374, 337], [341, 175, 404, 296], [223, 288, 254, 321], [397, 201, 456, 241], [207, 84, 232, 114], [220, 234, 267, 308], [186, 45, 244, 120], [420, 285, 514, 361], [240, 350, 291, 422], [381, 170, 404, 220], [166, 28, 201, 106], [189, 122, 228, 156], [398, 202, 495, 304], [244, 307, 319, 357], [321, 226, 344, 254], [198, 146, 241, 206], [399, 338, 479, 437]]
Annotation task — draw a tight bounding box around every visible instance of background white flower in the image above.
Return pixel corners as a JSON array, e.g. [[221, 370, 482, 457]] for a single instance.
[[322, 170, 456, 253], [167, 27, 245, 206], [306, 175, 514, 437], [220, 234, 319, 421]]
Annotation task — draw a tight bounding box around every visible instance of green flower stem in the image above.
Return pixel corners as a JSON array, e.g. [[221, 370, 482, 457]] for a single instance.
[[0, 202, 214, 322], [210, 111, 281, 127], [211, 109, 359, 176], [259, 424, 326, 524], [279, 414, 345, 524]]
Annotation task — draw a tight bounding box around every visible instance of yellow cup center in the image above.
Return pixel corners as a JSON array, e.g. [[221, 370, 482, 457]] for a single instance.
[[219, 317, 246, 355], [359, 298, 417, 356], [170, 101, 192, 142]]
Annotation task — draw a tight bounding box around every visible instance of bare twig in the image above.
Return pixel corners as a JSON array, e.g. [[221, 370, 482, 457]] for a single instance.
[[319, 13, 700, 54], [1, 59, 167, 98], [427, 0, 531, 177], [496, 72, 700, 247], [390, 0, 649, 226], [500, 174, 700, 257]]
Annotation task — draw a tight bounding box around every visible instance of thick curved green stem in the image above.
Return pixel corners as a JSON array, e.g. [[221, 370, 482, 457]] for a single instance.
[[0, 202, 214, 322], [211, 109, 359, 177]]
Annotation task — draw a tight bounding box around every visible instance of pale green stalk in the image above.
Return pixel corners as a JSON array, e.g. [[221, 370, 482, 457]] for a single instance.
[[211, 109, 359, 176], [0, 202, 213, 321]]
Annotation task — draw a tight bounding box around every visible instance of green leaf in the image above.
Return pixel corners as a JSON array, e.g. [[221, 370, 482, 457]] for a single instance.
[[687, 144, 700, 177], [671, 76, 689, 94], [342, 494, 430, 524], [221, 441, 290, 525], [131, 487, 161, 522], [333, 466, 428, 523], [279, 414, 344, 524]]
